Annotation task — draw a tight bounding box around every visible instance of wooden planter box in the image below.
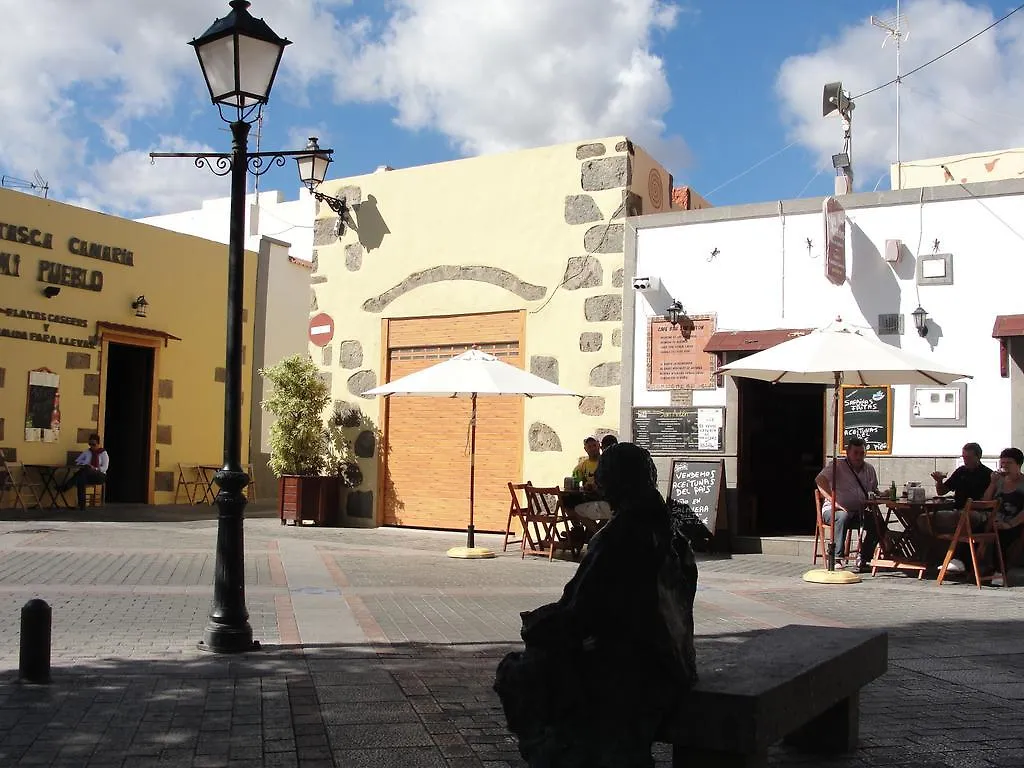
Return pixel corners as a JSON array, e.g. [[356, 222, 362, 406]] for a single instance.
[[278, 475, 346, 526]]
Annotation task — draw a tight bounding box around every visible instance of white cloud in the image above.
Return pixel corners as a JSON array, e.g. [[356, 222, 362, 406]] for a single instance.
[[0, 0, 357, 216], [335, 0, 685, 160], [0, 1, 687, 216], [776, 0, 1024, 188]]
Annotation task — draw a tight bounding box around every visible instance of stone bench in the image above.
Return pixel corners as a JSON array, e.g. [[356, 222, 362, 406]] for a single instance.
[[658, 624, 888, 768]]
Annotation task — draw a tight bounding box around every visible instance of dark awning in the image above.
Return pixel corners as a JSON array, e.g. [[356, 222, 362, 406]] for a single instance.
[[703, 328, 812, 353], [992, 314, 1024, 338], [97, 322, 182, 347]]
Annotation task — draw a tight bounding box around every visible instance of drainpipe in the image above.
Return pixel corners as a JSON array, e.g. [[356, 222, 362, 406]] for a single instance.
[[778, 200, 786, 319]]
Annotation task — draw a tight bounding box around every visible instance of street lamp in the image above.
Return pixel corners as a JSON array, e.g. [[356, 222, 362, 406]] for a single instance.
[[297, 137, 351, 229], [912, 305, 929, 337], [151, 1, 335, 654]]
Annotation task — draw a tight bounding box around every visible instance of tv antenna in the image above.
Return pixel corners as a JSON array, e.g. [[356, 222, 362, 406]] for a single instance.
[[1, 171, 50, 198], [871, 2, 909, 189]]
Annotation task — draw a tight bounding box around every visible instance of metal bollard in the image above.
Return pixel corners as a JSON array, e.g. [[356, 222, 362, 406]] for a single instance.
[[19, 598, 51, 684]]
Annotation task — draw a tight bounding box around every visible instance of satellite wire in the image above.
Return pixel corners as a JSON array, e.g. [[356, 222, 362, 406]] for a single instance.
[[853, 2, 1024, 100]]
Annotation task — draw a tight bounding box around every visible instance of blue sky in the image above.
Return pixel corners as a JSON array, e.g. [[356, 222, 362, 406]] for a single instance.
[[3, 1, 1023, 216]]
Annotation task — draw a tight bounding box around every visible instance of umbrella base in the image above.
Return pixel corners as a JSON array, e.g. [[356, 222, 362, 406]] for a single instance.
[[446, 546, 496, 560], [802, 568, 862, 585]]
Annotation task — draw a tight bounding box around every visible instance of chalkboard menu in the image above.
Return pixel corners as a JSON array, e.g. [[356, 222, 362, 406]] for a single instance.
[[839, 385, 893, 455], [632, 406, 725, 456], [668, 459, 725, 534]]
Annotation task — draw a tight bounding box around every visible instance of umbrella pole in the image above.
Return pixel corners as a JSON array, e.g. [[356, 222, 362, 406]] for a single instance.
[[467, 392, 477, 550], [829, 373, 840, 572]]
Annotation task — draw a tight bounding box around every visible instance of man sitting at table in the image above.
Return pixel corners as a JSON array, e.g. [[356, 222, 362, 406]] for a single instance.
[[59, 433, 108, 510], [816, 437, 879, 573], [572, 437, 601, 491], [931, 442, 993, 514]]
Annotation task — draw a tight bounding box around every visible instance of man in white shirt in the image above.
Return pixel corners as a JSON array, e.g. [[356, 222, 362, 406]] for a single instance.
[[816, 437, 879, 572], [60, 433, 109, 510]]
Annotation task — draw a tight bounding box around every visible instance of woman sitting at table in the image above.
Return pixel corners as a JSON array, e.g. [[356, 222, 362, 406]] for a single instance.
[[59, 433, 108, 510], [981, 447, 1024, 560], [494, 442, 699, 767]]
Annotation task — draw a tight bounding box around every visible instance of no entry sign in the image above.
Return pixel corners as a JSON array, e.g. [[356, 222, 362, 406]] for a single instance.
[[308, 313, 335, 347]]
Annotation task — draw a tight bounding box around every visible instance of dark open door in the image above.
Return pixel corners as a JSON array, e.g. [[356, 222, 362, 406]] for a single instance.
[[102, 342, 155, 503]]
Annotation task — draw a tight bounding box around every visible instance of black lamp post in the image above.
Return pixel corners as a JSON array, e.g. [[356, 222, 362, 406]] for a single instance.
[[150, 0, 338, 654]]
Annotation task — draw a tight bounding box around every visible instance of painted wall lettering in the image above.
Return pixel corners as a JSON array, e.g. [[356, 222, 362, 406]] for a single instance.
[[36, 259, 103, 292], [67, 237, 134, 267], [0, 307, 89, 328], [0, 222, 54, 250], [0, 251, 19, 277], [0, 327, 96, 348]]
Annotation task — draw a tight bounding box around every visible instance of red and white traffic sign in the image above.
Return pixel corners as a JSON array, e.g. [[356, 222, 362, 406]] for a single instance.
[[308, 313, 335, 347]]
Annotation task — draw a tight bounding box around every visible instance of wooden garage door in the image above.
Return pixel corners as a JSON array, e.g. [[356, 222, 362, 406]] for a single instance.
[[382, 313, 524, 532]]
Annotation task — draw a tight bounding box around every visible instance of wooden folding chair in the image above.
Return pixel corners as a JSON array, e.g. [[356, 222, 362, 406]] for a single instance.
[[812, 489, 862, 566], [174, 463, 205, 505], [84, 481, 105, 508], [522, 486, 572, 561], [0, 458, 42, 512], [503, 482, 532, 552], [936, 499, 1006, 589]]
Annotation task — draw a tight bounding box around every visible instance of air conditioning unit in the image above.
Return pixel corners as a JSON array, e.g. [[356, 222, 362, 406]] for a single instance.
[[884, 239, 902, 264]]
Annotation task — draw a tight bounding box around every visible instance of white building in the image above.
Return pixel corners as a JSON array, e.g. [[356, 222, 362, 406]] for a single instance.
[[621, 179, 1024, 548], [138, 190, 314, 498]]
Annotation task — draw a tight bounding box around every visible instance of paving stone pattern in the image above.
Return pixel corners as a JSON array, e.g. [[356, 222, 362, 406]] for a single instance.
[[0, 513, 1021, 766]]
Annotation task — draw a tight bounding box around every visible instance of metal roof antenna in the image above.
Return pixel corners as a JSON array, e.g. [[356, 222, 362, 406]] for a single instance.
[[1, 171, 50, 198], [872, 2, 909, 189]]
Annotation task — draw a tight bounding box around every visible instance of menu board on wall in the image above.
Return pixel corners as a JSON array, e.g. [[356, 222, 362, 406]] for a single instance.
[[667, 459, 725, 534], [632, 406, 726, 456], [647, 314, 717, 390], [839, 385, 892, 455]]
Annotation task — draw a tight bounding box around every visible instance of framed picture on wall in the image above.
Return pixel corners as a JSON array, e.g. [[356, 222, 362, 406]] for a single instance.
[[25, 368, 61, 443], [909, 382, 967, 427]]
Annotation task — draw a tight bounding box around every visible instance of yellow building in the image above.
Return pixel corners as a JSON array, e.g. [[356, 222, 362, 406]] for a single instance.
[[310, 137, 672, 531], [0, 188, 261, 505]]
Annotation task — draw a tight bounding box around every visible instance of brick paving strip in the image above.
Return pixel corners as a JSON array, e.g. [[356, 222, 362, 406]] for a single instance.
[[0, 518, 1022, 766]]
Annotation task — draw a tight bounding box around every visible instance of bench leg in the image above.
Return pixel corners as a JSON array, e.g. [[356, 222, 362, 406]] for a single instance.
[[782, 691, 859, 754], [673, 744, 767, 768]]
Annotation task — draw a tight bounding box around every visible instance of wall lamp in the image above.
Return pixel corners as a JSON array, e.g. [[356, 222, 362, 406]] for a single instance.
[[42, 286, 60, 298], [666, 300, 686, 326], [297, 137, 351, 233], [911, 305, 929, 337], [131, 295, 149, 318]]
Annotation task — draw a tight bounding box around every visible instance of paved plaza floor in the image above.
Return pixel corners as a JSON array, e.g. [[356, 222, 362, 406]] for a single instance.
[[0, 504, 1022, 766]]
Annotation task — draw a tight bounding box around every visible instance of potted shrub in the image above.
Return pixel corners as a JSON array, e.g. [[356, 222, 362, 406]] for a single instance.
[[261, 354, 350, 526]]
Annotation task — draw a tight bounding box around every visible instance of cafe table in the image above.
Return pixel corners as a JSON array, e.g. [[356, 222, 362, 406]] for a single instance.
[[867, 496, 957, 579], [557, 489, 610, 552], [23, 464, 74, 509]]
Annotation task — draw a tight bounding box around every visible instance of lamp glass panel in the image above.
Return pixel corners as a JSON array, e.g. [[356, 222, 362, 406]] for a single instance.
[[237, 36, 283, 103], [196, 36, 238, 104], [311, 153, 331, 185], [296, 152, 331, 187]]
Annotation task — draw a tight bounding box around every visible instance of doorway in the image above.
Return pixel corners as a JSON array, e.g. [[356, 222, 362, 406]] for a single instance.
[[737, 379, 825, 536], [102, 342, 155, 503]]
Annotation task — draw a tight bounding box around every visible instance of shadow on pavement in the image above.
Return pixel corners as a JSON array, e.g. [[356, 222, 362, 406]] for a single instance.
[[0, 502, 280, 524], [1, 618, 1021, 766]]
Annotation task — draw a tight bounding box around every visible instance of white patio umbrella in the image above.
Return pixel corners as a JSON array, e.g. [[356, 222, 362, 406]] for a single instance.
[[363, 348, 580, 559], [719, 319, 971, 583]]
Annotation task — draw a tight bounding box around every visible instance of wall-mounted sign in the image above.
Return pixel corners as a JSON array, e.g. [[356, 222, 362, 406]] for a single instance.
[[632, 406, 726, 455], [824, 196, 846, 285], [67, 237, 135, 267], [309, 312, 335, 347], [0, 306, 96, 348], [36, 259, 103, 292], [839, 385, 892, 455], [646, 314, 717, 391], [25, 368, 60, 443], [0, 222, 54, 250]]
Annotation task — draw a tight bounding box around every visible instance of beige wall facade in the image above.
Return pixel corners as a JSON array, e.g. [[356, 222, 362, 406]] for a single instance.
[[309, 137, 669, 527], [892, 147, 1024, 190]]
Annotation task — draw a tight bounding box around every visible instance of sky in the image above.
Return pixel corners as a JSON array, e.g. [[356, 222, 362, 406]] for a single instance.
[[3, 0, 1024, 218]]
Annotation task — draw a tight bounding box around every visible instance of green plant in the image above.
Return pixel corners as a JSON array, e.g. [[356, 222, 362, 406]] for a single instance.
[[260, 355, 331, 477]]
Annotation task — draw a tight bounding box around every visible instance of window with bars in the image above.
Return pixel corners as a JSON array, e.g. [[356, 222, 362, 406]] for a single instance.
[[877, 314, 904, 336]]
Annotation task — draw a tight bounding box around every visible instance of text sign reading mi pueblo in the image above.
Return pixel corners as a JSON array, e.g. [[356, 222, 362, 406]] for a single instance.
[[824, 196, 846, 285], [308, 313, 335, 348], [839, 385, 893, 455], [668, 459, 725, 534], [646, 314, 717, 391], [631, 406, 725, 456]]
